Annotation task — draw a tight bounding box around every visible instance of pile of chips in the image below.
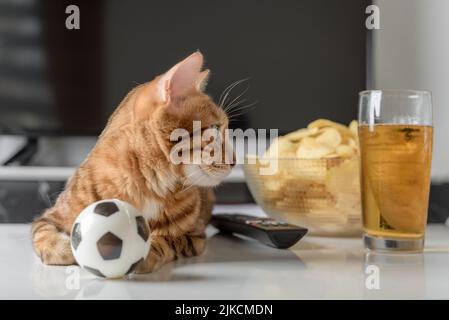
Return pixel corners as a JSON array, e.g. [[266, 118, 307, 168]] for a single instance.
[[244, 119, 362, 236], [264, 119, 359, 159]]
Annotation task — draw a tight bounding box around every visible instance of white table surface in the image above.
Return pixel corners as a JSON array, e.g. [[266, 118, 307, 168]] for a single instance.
[[1, 204, 449, 300]]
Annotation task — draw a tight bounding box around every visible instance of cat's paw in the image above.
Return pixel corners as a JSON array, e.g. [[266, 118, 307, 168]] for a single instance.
[[35, 237, 76, 266], [133, 252, 163, 274], [39, 249, 76, 266], [133, 259, 162, 274]]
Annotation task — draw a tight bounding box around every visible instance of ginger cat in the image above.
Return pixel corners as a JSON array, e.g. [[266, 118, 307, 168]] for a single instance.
[[31, 52, 234, 273]]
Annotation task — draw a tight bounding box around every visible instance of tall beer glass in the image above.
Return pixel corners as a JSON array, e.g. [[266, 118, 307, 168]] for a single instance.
[[358, 90, 433, 252]]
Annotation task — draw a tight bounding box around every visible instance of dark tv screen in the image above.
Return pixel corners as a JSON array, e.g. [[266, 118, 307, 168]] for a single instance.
[[0, 0, 367, 136]]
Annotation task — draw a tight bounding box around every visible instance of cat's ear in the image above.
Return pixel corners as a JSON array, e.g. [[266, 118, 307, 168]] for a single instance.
[[196, 69, 210, 92], [156, 51, 204, 104]]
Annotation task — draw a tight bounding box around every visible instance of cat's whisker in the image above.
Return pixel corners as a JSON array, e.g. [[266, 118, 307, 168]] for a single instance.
[[225, 99, 251, 116], [226, 101, 259, 118], [218, 82, 235, 106], [219, 78, 248, 107], [228, 111, 249, 120], [228, 111, 254, 121], [184, 173, 198, 186], [224, 86, 249, 113], [202, 166, 224, 180], [201, 166, 215, 175], [227, 106, 257, 119], [222, 82, 249, 110], [181, 168, 204, 192], [182, 170, 197, 187], [225, 97, 247, 113], [182, 174, 203, 193], [219, 78, 250, 109], [227, 99, 258, 111]]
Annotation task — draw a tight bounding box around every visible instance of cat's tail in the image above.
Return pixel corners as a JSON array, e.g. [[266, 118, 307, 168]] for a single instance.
[[31, 208, 75, 265]]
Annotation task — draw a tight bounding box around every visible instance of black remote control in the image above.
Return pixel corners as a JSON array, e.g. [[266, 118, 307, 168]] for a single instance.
[[211, 214, 308, 249]]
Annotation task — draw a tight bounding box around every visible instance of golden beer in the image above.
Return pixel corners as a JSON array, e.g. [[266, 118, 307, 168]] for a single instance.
[[359, 124, 433, 239]]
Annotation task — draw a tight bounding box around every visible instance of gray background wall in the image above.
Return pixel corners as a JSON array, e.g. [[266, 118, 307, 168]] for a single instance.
[[371, 0, 449, 180]]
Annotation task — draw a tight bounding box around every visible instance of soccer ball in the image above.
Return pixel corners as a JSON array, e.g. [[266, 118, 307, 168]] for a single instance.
[[70, 199, 150, 278]]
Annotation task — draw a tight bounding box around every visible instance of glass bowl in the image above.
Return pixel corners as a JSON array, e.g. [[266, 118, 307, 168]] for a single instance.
[[243, 155, 362, 237]]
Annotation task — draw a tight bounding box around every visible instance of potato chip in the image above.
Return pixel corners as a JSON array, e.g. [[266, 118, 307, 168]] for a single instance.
[[264, 137, 296, 158], [336, 144, 354, 157], [315, 128, 342, 148], [308, 119, 352, 137], [349, 120, 358, 139], [324, 153, 339, 158], [296, 137, 334, 159], [283, 127, 319, 142], [347, 138, 357, 149]]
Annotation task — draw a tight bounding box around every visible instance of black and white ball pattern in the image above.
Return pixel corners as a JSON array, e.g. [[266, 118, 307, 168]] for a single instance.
[[70, 199, 150, 278]]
